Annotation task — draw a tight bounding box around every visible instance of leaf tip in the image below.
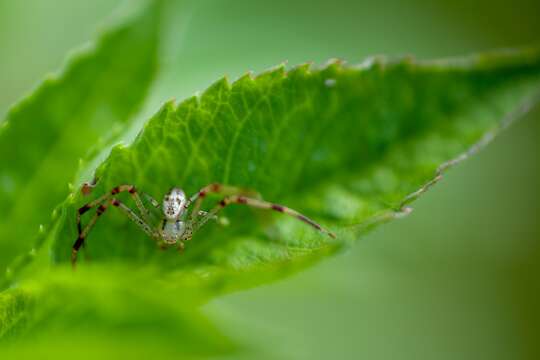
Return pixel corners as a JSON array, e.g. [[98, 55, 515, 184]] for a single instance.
[[163, 98, 177, 111], [351, 55, 386, 71], [257, 63, 288, 81], [289, 62, 312, 77], [203, 76, 231, 99], [323, 58, 345, 68], [233, 72, 256, 86], [320, 59, 346, 83]]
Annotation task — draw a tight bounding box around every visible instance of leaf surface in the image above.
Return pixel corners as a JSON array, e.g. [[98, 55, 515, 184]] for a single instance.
[[45, 48, 540, 294]]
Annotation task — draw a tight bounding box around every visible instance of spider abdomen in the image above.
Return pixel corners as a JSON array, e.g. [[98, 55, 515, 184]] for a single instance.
[[162, 220, 185, 244]]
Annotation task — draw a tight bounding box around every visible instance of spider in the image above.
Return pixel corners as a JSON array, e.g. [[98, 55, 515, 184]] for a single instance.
[[73, 183, 336, 266]]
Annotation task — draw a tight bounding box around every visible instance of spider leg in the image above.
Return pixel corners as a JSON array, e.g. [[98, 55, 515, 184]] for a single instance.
[[110, 198, 158, 239], [187, 183, 259, 222], [72, 203, 110, 267], [142, 192, 160, 209], [177, 222, 194, 244], [177, 240, 185, 253], [138, 192, 161, 222], [197, 210, 218, 221], [72, 198, 159, 267], [77, 184, 152, 229], [195, 195, 336, 238], [197, 210, 229, 227]]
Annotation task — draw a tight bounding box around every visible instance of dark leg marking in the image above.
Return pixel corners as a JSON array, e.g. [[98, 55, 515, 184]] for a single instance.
[[237, 196, 248, 204], [97, 205, 107, 216], [73, 203, 109, 267], [297, 214, 322, 230], [76, 204, 93, 236], [78, 204, 91, 214], [73, 236, 84, 251], [72, 236, 85, 268]]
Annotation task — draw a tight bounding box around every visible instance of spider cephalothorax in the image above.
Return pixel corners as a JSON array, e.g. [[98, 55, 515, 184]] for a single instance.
[[73, 183, 336, 267]]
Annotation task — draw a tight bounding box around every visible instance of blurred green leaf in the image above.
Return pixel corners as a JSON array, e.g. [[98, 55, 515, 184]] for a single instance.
[[0, 265, 235, 358], [46, 48, 540, 295], [0, 0, 162, 267]]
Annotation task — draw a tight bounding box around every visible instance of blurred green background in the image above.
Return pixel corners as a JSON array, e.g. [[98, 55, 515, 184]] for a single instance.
[[0, 0, 539, 359]]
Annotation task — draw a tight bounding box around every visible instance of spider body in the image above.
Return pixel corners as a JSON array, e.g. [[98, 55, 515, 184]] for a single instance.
[[161, 188, 189, 244], [73, 183, 336, 267]]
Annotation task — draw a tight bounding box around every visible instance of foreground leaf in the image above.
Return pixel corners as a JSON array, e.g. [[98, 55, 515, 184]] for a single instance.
[[46, 48, 540, 293], [0, 265, 235, 358], [0, 0, 162, 267]]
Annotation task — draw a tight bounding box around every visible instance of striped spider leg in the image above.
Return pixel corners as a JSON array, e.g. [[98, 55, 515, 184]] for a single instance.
[[184, 183, 336, 239], [186, 183, 260, 223], [73, 182, 336, 268], [192, 192, 337, 239], [73, 185, 160, 267]]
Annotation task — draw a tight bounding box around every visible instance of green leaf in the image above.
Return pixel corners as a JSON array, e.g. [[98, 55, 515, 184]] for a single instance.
[[2, 48, 540, 357], [44, 48, 540, 295], [0, 265, 235, 358], [0, 0, 162, 267]]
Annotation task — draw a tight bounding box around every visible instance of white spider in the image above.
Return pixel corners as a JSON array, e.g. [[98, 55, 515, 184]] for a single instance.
[[73, 183, 336, 266]]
